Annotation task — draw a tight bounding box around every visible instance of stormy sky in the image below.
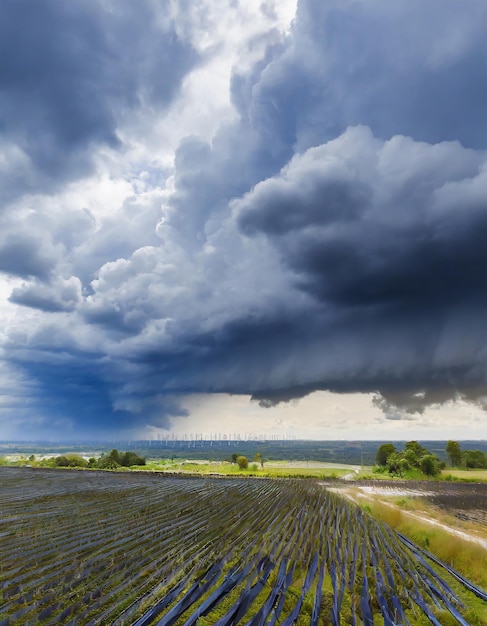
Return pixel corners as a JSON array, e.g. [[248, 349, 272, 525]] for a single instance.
[[1, 0, 487, 440]]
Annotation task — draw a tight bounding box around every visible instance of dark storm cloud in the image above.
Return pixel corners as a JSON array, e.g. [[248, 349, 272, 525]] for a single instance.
[[373, 388, 487, 420], [110, 295, 487, 421], [162, 84, 487, 415], [5, 326, 190, 436], [167, 0, 487, 247], [0, 0, 198, 198], [8, 355, 142, 436], [231, 126, 487, 411], [3, 0, 487, 436], [235, 127, 487, 308], [246, 0, 487, 153], [237, 147, 371, 236]]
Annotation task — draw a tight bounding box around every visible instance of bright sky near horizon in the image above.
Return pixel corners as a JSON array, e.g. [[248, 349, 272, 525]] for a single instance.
[[1, 0, 487, 441]]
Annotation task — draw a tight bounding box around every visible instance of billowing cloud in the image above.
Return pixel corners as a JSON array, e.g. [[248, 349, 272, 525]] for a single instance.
[[1, 0, 487, 438], [0, 0, 199, 200], [0, 233, 58, 279], [9, 277, 82, 313], [236, 126, 487, 308], [246, 0, 487, 153]]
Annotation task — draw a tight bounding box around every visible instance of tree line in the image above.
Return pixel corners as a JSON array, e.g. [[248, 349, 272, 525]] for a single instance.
[[376, 440, 487, 477], [445, 440, 487, 469], [52, 449, 146, 469]]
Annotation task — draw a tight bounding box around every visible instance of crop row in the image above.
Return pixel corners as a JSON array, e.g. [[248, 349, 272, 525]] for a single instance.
[[0, 467, 485, 625]]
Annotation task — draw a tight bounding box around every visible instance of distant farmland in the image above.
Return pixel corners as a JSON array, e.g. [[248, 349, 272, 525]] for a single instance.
[[1, 467, 485, 625]]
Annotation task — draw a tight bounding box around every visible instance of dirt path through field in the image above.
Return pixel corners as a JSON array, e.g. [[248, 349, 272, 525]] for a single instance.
[[329, 485, 487, 551]]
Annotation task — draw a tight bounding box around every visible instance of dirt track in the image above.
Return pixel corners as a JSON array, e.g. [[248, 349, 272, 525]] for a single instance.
[[329, 484, 487, 551]]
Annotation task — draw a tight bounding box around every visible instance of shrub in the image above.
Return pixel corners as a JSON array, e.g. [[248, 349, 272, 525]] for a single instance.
[[54, 456, 70, 467], [420, 454, 439, 477], [237, 455, 248, 469], [387, 452, 403, 476], [120, 451, 146, 467], [96, 449, 146, 469], [96, 457, 120, 470]]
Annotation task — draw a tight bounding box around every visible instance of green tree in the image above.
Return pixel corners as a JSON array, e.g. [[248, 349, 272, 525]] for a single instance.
[[254, 452, 264, 469], [231, 453, 238, 464], [107, 449, 121, 465], [398, 458, 411, 474], [237, 455, 248, 470], [386, 452, 403, 475], [120, 451, 146, 467], [405, 441, 428, 458], [420, 454, 439, 477], [54, 455, 70, 467], [446, 440, 461, 467], [65, 454, 87, 467], [375, 443, 396, 466], [463, 450, 487, 469], [96, 456, 120, 469], [403, 441, 432, 470], [404, 448, 419, 468]]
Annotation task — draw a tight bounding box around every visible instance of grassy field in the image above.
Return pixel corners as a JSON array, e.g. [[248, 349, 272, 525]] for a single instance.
[[140, 458, 357, 479], [443, 468, 487, 482], [132, 458, 487, 483], [338, 486, 487, 579], [368, 502, 487, 624]]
